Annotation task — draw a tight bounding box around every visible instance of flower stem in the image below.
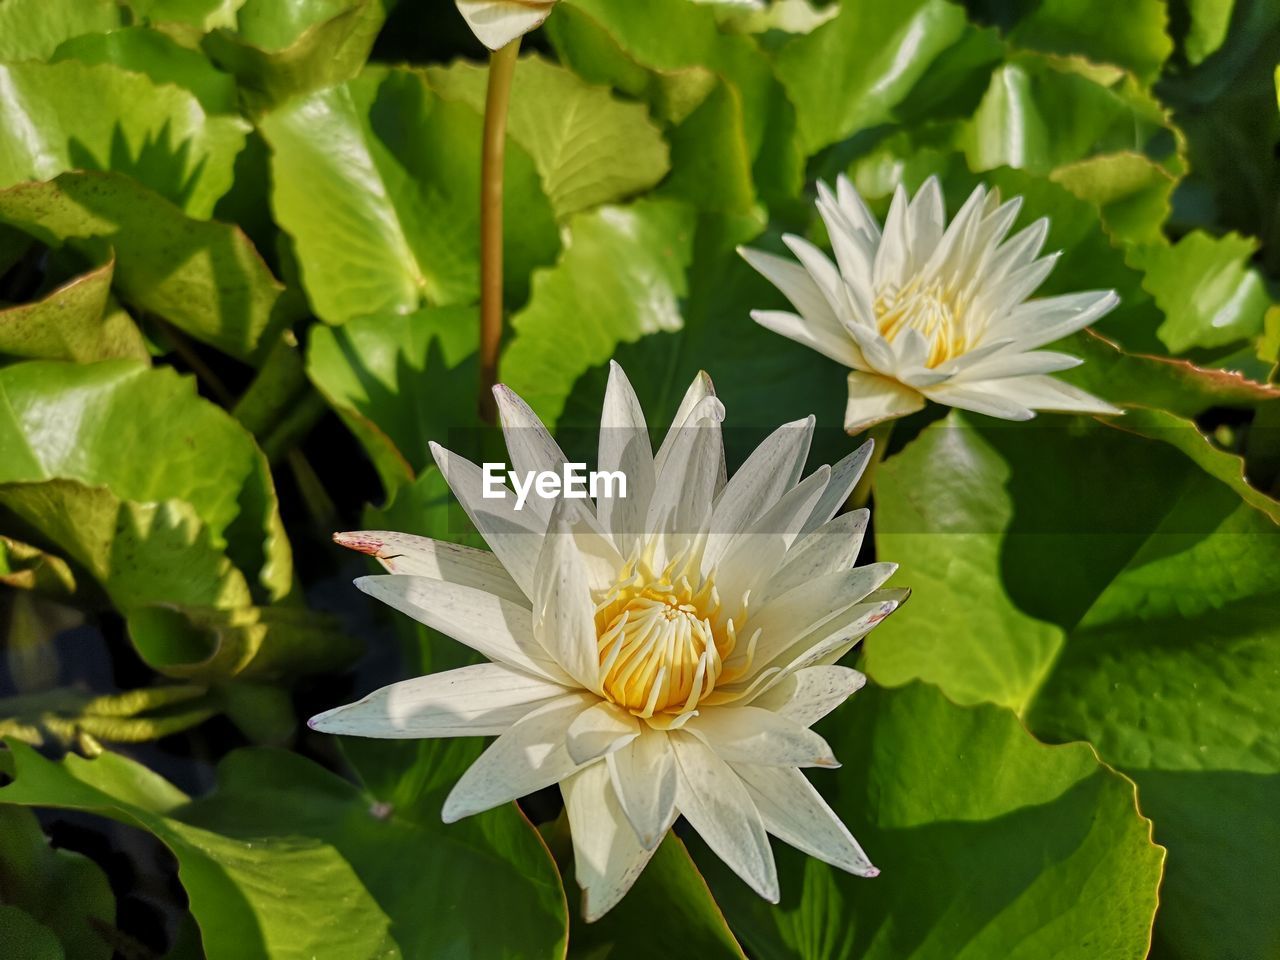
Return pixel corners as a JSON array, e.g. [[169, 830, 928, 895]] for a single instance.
[[848, 420, 896, 509], [478, 38, 521, 425]]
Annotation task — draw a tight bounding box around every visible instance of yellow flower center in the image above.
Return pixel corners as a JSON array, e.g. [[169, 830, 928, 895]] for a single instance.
[[594, 550, 746, 718], [874, 276, 970, 367]]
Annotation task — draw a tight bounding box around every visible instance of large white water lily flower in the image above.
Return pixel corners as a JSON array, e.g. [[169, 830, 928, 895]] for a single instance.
[[740, 175, 1123, 433], [310, 364, 905, 920], [456, 0, 557, 49]]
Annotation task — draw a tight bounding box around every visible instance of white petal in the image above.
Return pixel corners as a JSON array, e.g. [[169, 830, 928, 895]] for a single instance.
[[749, 563, 898, 663], [781, 234, 849, 324], [456, 0, 556, 50], [654, 372, 724, 489], [562, 759, 663, 922], [442, 693, 592, 822], [921, 381, 1036, 420], [798, 441, 873, 535], [988, 290, 1119, 350], [766, 509, 869, 602], [597, 361, 656, 555], [356, 575, 571, 683], [648, 395, 724, 555], [606, 726, 677, 849], [761, 589, 908, 682], [703, 416, 813, 569], [670, 731, 779, 902], [815, 188, 875, 289], [959, 374, 1123, 416], [844, 316, 898, 373], [430, 442, 543, 596], [953, 350, 1083, 382], [332, 531, 528, 606], [844, 372, 924, 434], [749, 665, 866, 727], [749, 309, 862, 368], [733, 763, 877, 877], [906, 176, 946, 266], [493, 384, 575, 524], [685, 705, 838, 768], [308, 662, 569, 738], [739, 247, 849, 342], [873, 183, 911, 290], [533, 504, 603, 691], [834, 174, 883, 246], [566, 700, 640, 765]]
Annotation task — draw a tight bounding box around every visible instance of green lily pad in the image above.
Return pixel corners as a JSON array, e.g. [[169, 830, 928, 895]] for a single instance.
[[0, 0, 125, 62], [867, 411, 1280, 960], [0, 740, 570, 960], [0, 173, 286, 361], [427, 53, 670, 219], [694, 682, 1164, 960], [260, 65, 558, 323], [0, 60, 248, 218]]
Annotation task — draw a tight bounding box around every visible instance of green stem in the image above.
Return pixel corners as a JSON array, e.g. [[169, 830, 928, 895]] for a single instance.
[[848, 419, 896, 510], [478, 38, 521, 425]]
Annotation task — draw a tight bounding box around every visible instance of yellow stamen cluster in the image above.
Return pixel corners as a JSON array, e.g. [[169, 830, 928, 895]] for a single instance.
[[595, 546, 749, 718], [874, 276, 972, 368]]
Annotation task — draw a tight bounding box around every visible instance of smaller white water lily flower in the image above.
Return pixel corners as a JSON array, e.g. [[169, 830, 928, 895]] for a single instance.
[[456, 0, 558, 49], [311, 364, 905, 920], [740, 175, 1123, 433]]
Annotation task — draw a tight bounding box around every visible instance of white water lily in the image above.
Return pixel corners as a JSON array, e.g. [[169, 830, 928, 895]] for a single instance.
[[310, 364, 905, 920], [456, 0, 558, 50], [740, 175, 1123, 433]]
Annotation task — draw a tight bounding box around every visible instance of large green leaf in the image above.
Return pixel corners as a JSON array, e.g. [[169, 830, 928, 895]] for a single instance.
[[0, 0, 125, 62], [427, 54, 670, 219], [0, 360, 290, 602], [1005, 0, 1172, 81], [202, 0, 386, 111], [962, 54, 1173, 176], [306, 305, 478, 492], [51, 27, 239, 115], [694, 682, 1164, 960], [0, 173, 285, 360], [772, 0, 970, 154], [0, 254, 148, 362], [0, 740, 570, 960], [867, 412, 1280, 960], [550, 0, 802, 201], [0, 804, 115, 960], [1128, 230, 1274, 354], [502, 198, 695, 428], [0, 61, 248, 218], [261, 65, 558, 324]]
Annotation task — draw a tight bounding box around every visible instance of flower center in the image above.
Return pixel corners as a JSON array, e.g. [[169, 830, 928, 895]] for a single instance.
[[874, 277, 968, 367], [594, 551, 742, 718]]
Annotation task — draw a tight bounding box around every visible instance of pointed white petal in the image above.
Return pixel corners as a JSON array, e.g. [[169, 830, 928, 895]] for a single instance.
[[906, 176, 946, 266], [759, 589, 907, 685], [566, 700, 640, 765], [670, 731, 779, 902], [873, 183, 911, 290], [563, 759, 663, 922], [456, 0, 556, 50], [959, 374, 1123, 416], [598, 362, 656, 555], [606, 726, 677, 849], [442, 693, 593, 822], [921, 381, 1036, 420], [648, 395, 724, 551], [654, 372, 724, 486], [739, 246, 848, 337], [781, 233, 849, 323], [844, 313, 898, 373], [493, 384, 575, 524], [429, 442, 543, 596], [685, 705, 838, 768], [845, 371, 925, 434], [356, 575, 571, 683], [953, 350, 1083, 382], [815, 192, 875, 289], [750, 309, 862, 368], [534, 504, 604, 691], [703, 416, 813, 569], [766, 509, 868, 602], [749, 665, 866, 727], [988, 290, 1119, 350], [799, 441, 873, 534], [733, 763, 878, 877], [333, 531, 528, 606], [834, 174, 883, 245], [308, 662, 570, 738]]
